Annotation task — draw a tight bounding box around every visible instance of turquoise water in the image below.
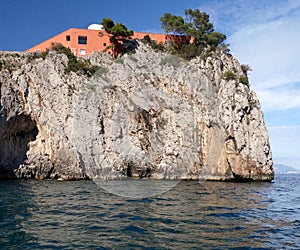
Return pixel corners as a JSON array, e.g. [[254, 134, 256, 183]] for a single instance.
[[0, 175, 299, 249]]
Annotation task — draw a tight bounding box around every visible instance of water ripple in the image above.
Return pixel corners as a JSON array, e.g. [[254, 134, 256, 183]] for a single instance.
[[0, 175, 299, 249]]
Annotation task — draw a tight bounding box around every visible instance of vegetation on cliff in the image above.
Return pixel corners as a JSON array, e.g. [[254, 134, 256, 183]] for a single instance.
[[23, 8, 250, 85], [160, 9, 227, 59], [27, 43, 99, 76], [97, 9, 228, 60], [101, 17, 137, 57]]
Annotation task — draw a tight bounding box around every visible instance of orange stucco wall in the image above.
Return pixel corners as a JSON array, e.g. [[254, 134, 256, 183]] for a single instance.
[[27, 28, 111, 56], [26, 28, 171, 56]]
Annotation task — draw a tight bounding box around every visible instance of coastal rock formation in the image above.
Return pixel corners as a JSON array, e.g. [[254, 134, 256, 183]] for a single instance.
[[0, 45, 274, 181]]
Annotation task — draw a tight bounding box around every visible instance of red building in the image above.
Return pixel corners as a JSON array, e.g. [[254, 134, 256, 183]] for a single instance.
[[26, 24, 173, 57]]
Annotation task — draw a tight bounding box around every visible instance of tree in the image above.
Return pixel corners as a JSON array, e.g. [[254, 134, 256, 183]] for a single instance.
[[101, 18, 115, 33], [160, 9, 227, 59], [101, 18, 135, 57], [241, 64, 252, 76], [184, 9, 214, 38], [160, 13, 185, 35], [110, 23, 133, 38]]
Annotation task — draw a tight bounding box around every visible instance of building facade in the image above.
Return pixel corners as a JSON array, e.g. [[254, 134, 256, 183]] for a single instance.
[[26, 27, 171, 57]]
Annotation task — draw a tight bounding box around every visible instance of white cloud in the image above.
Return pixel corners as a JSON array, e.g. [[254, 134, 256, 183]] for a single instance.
[[229, 8, 300, 90], [202, 0, 300, 91], [224, 1, 300, 114], [203, 0, 300, 34], [256, 84, 300, 111]]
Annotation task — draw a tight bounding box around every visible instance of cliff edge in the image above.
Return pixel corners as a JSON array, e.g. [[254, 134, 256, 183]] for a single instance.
[[0, 45, 274, 181]]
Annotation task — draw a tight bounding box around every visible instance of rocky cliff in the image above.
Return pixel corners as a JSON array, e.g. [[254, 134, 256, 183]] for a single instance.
[[0, 45, 274, 181]]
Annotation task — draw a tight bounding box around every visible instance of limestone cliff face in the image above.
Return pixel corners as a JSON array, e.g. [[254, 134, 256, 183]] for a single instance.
[[0, 46, 274, 181]]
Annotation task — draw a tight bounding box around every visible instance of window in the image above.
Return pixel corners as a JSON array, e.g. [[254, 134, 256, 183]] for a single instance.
[[103, 43, 106, 46], [80, 49, 86, 56], [66, 35, 70, 41], [78, 36, 87, 44]]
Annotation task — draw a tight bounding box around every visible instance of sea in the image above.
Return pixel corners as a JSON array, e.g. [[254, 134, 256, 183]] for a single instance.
[[0, 174, 299, 249]]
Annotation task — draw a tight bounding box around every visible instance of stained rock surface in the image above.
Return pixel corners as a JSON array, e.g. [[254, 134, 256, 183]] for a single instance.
[[0, 46, 274, 181]]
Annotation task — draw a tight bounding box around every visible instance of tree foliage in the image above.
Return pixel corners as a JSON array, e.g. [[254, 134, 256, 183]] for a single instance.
[[110, 23, 134, 38], [160, 8, 227, 59], [160, 13, 185, 34], [101, 18, 135, 57], [241, 64, 252, 76], [101, 18, 134, 38], [101, 18, 115, 33]]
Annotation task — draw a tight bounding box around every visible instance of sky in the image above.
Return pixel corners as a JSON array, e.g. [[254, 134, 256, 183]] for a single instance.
[[0, 0, 299, 169]]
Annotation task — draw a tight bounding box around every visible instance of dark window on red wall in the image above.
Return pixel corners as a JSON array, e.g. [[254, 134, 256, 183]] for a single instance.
[[78, 36, 87, 44], [66, 35, 71, 41]]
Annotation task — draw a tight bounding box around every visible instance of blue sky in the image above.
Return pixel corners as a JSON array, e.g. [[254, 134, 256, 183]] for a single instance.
[[1, 0, 299, 169]]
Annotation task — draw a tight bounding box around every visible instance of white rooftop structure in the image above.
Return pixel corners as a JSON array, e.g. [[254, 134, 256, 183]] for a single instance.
[[87, 24, 104, 30]]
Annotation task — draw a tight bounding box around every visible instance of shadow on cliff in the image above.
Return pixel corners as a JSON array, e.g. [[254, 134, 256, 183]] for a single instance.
[[0, 114, 38, 179]]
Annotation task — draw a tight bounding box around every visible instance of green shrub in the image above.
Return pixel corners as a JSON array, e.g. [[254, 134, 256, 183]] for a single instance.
[[47, 43, 81, 73], [224, 70, 236, 81], [26, 52, 46, 62], [141, 35, 152, 45], [155, 42, 165, 51], [0, 60, 9, 70], [0, 59, 20, 71], [42, 43, 99, 77], [75, 60, 100, 77], [66, 55, 79, 73], [141, 35, 165, 52], [239, 75, 249, 86]]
